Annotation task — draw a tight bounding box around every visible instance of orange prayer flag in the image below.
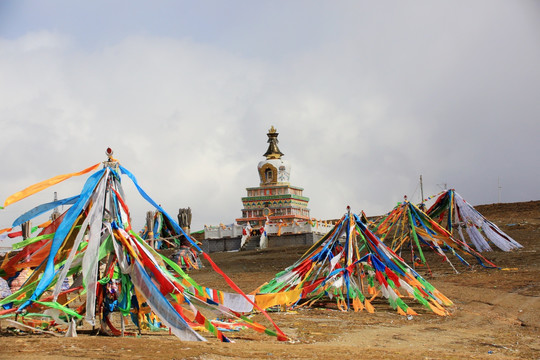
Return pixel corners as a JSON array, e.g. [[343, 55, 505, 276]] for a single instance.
[[0, 227, 12, 235], [406, 307, 418, 316], [429, 302, 448, 316], [3, 163, 101, 208], [38, 220, 52, 228], [364, 300, 375, 313]]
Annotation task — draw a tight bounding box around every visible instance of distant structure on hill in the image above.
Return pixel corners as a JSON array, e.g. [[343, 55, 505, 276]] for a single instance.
[[235, 126, 310, 227], [203, 126, 333, 252]]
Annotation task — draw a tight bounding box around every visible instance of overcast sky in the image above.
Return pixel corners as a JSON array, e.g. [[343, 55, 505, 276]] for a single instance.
[[1, 1, 539, 231]]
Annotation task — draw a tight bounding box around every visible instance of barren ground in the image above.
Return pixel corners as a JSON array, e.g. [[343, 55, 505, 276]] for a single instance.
[[1, 201, 539, 359]]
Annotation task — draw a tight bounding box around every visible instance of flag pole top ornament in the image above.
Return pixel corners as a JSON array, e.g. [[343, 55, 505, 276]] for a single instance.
[[103, 147, 119, 169]]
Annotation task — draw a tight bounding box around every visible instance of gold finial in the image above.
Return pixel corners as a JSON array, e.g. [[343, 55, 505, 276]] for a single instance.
[[263, 126, 283, 159]]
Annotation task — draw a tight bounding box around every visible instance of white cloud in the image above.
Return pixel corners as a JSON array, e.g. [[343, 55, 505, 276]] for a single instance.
[[1, 1, 540, 233]]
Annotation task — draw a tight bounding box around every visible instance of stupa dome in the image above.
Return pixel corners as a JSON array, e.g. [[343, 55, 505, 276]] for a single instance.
[[258, 158, 291, 185]]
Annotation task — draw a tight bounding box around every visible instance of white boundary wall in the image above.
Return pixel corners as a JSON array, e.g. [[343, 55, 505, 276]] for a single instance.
[[204, 220, 335, 239]]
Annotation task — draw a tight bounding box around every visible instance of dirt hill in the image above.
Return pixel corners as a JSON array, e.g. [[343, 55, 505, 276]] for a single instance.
[[1, 201, 539, 359]]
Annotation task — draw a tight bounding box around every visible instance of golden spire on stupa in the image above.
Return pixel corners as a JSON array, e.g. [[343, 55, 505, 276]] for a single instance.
[[263, 126, 284, 160]]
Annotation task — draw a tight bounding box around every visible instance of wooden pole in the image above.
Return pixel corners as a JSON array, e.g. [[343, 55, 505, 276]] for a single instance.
[[419, 175, 425, 211], [146, 211, 155, 249]]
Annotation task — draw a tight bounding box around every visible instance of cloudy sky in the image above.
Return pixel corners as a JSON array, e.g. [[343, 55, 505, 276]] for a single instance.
[[1, 1, 539, 231]]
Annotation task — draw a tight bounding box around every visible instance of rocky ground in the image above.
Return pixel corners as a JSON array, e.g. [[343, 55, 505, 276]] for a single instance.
[[1, 201, 539, 359]]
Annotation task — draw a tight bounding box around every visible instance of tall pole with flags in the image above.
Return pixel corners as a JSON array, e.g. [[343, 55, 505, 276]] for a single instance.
[[419, 175, 425, 211]]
